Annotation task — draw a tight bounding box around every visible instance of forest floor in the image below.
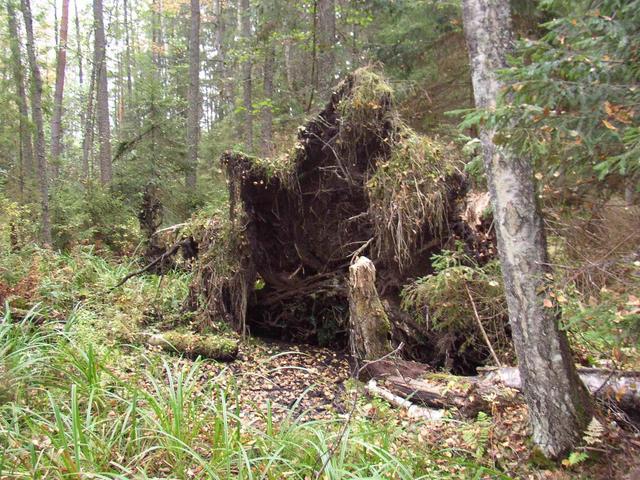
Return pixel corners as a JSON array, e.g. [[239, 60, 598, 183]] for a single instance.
[[1, 246, 640, 479]]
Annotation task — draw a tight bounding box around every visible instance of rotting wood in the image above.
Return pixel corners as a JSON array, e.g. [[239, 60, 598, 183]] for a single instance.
[[363, 359, 640, 419], [147, 331, 238, 361], [365, 379, 445, 421], [348, 256, 391, 360]]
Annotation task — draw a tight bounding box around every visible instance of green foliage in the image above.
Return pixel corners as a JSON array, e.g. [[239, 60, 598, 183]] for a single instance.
[[0, 302, 505, 478], [50, 182, 140, 252], [401, 245, 511, 364], [496, 0, 640, 181]]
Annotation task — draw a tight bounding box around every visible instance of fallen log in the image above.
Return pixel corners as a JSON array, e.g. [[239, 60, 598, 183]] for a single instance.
[[147, 331, 239, 361], [365, 380, 444, 420], [362, 360, 640, 419], [480, 367, 640, 415]]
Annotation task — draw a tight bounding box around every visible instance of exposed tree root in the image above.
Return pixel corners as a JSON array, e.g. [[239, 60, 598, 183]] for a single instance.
[[187, 67, 498, 368]]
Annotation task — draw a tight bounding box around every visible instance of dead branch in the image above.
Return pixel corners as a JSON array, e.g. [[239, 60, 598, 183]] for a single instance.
[[111, 240, 185, 290]]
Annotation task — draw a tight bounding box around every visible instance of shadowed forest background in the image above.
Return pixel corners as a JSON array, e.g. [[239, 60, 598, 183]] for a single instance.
[[0, 0, 639, 478]]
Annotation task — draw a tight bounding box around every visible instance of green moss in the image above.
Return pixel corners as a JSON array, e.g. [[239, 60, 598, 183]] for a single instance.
[[529, 446, 558, 469], [159, 330, 239, 361], [338, 66, 395, 127], [367, 126, 460, 269]]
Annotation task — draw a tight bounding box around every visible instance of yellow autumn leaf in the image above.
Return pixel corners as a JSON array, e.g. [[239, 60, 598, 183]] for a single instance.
[[604, 101, 614, 116], [602, 119, 617, 130]]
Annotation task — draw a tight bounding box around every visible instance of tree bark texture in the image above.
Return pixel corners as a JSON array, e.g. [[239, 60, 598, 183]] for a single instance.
[[461, 0, 592, 459], [185, 0, 201, 188], [6, 1, 34, 187], [51, 0, 70, 178], [93, 0, 112, 184], [348, 257, 391, 361], [317, 0, 335, 95], [20, 0, 52, 245], [239, 0, 253, 151], [261, 43, 275, 156], [82, 60, 97, 180]]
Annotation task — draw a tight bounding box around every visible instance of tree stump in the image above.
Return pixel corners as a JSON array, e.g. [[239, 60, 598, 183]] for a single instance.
[[348, 256, 391, 361]]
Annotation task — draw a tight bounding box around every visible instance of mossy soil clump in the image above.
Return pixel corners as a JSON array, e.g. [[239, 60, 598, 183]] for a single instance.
[[187, 67, 496, 370]]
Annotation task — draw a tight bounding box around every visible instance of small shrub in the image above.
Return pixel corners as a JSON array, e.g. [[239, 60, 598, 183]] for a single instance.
[[401, 245, 512, 370]]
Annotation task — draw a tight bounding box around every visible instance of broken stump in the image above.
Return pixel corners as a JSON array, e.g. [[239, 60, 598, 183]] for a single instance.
[[348, 256, 392, 361]]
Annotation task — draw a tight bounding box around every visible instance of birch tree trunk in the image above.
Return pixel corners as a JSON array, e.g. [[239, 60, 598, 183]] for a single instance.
[[185, 0, 200, 189], [239, 0, 253, 152], [51, 0, 70, 178], [461, 0, 592, 459], [93, 0, 112, 184], [6, 1, 34, 188], [20, 0, 52, 245]]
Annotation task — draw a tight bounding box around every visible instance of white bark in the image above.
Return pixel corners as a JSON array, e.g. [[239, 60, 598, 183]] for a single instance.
[[461, 0, 592, 459]]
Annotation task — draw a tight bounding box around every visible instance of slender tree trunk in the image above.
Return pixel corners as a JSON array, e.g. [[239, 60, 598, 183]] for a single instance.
[[123, 0, 133, 100], [261, 43, 275, 156], [461, 0, 592, 459], [93, 0, 112, 184], [239, 0, 253, 151], [74, 0, 83, 86], [317, 0, 335, 95], [51, 0, 70, 178], [20, 0, 52, 245], [213, 0, 228, 120], [6, 1, 34, 187], [82, 64, 97, 180], [185, 0, 200, 188]]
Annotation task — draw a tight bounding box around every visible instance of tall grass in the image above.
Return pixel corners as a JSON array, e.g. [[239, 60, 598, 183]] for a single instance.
[[0, 248, 512, 479], [0, 307, 511, 479]]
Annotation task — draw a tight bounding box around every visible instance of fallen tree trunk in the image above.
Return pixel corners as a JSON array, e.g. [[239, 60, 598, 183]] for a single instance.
[[365, 380, 444, 420], [362, 360, 640, 419], [481, 367, 640, 416], [147, 331, 239, 361]]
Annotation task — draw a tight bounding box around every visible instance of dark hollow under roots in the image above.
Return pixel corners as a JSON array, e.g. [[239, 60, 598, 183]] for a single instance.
[[187, 68, 501, 374]]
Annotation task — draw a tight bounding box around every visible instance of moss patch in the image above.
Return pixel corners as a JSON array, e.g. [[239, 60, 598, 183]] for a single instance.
[[150, 330, 239, 361]]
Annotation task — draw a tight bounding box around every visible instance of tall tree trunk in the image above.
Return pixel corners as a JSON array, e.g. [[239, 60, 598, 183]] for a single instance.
[[213, 0, 228, 120], [82, 64, 97, 180], [74, 0, 83, 88], [461, 0, 592, 460], [185, 0, 200, 188], [20, 0, 52, 245], [93, 0, 112, 184], [239, 0, 253, 151], [6, 1, 34, 189], [51, 0, 70, 178], [260, 43, 275, 156], [317, 0, 335, 95], [123, 0, 133, 100]]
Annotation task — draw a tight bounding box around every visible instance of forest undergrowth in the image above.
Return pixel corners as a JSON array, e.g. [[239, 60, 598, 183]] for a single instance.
[[0, 241, 638, 479]]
